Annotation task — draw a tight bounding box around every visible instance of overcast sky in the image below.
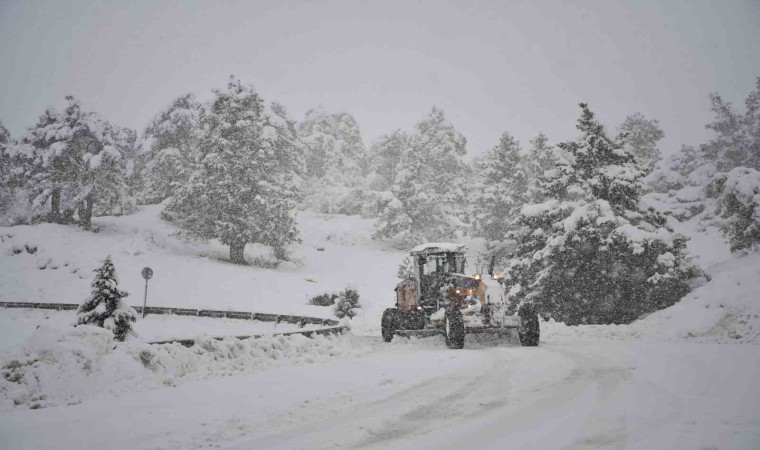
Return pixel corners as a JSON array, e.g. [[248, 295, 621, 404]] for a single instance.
[[1, 0, 759, 158]]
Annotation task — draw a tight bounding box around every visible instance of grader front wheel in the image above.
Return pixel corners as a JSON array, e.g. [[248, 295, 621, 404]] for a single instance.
[[518, 304, 540, 346], [444, 309, 465, 349]]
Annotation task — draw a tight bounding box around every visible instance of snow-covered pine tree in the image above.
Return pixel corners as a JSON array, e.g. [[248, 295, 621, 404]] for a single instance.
[[140, 94, 202, 204], [523, 133, 558, 202], [617, 113, 665, 175], [0, 124, 37, 225], [24, 97, 133, 227], [79, 142, 134, 225], [0, 120, 9, 155], [296, 107, 367, 214], [714, 167, 760, 252], [263, 101, 305, 260], [507, 103, 699, 325], [373, 107, 469, 248], [165, 77, 300, 265], [368, 129, 409, 190], [108, 124, 142, 208], [0, 121, 15, 190], [703, 77, 760, 172], [472, 132, 529, 263], [77, 256, 136, 341]]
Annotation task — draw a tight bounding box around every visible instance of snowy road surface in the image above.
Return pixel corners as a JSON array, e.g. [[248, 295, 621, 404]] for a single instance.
[[2, 336, 758, 450]]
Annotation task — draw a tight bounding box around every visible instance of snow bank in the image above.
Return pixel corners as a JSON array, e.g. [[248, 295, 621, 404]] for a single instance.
[[0, 325, 149, 411], [0, 323, 371, 412], [134, 332, 372, 383]]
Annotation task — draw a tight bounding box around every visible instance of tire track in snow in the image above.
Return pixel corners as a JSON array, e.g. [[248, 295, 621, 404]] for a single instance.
[[223, 340, 593, 450]]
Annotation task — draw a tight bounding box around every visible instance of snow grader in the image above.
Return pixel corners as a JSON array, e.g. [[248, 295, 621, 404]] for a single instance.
[[381, 243, 539, 349]]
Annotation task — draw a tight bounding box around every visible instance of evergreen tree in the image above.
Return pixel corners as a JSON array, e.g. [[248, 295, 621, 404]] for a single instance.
[[368, 130, 409, 190], [507, 104, 699, 325], [140, 94, 202, 204], [24, 97, 133, 227], [523, 133, 558, 200], [0, 121, 9, 150], [296, 107, 367, 214], [472, 132, 528, 260], [373, 107, 468, 247], [617, 113, 665, 175], [165, 77, 300, 264], [714, 167, 760, 252], [76, 256, 136, 341]]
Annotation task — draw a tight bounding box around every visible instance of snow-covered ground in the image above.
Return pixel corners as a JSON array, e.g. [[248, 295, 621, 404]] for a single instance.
[[1, 206, 759, 449]]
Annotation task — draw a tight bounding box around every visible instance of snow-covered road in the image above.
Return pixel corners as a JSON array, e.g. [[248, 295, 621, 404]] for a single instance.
[[2, 336, 758, 450]]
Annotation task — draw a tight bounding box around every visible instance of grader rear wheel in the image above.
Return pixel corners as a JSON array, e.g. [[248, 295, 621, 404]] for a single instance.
[[381, 308, 398, 342]]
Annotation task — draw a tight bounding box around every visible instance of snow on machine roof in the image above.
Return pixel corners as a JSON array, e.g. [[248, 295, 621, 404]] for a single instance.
[[410, 242, 467, 255]]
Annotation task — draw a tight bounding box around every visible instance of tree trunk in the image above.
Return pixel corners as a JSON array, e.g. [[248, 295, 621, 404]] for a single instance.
[[50, 189, 61, 223], [230, 242, 246, 265], [79, 195, 94, 230]]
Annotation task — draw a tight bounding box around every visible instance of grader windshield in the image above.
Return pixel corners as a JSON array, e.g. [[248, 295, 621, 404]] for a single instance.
[[420, 253, 467, 275]]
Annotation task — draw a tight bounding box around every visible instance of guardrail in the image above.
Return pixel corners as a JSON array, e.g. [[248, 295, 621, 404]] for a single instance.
[[0, 301, 347, 347]]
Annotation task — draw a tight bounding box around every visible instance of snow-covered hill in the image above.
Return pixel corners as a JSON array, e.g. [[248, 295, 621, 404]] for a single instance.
[[0, 205, 405, 332]]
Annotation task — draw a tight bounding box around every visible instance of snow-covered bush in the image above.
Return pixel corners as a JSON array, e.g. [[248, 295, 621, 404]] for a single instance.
[[308, 288, 361, 318], [76, 256, 137, 341], [714, 167, 760, 252], [334, 288, 361, 319], [308, 292, 338, 307], [507, 104, 700, 325]]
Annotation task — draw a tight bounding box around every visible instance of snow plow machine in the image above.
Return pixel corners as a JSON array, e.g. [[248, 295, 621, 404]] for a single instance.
[[382, 243, 539, 349]]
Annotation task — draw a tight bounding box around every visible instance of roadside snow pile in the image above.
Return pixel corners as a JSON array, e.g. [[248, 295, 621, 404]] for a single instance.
[[134, 333, 372, 384], [1, 323, 370, 412], [542, 251, 760, 344], [0, 325, 149, 411], [636, 251, 760, 344]]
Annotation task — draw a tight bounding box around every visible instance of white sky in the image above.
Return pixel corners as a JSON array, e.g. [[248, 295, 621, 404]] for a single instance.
[[1, 0, 759, 158]]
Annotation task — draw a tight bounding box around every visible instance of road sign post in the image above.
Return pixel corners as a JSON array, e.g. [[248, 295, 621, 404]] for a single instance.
[[141, 267, 153, 318]]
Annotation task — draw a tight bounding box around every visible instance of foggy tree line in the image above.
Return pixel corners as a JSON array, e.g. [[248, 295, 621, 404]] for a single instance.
[[2, 75, 759, 324]]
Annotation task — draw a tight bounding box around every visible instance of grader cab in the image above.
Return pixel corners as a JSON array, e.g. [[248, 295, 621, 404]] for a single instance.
[[382, 243, 539, 349]]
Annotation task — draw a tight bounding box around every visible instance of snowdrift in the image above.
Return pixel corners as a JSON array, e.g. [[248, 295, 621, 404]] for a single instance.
[[0, 324, 371, 411]]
